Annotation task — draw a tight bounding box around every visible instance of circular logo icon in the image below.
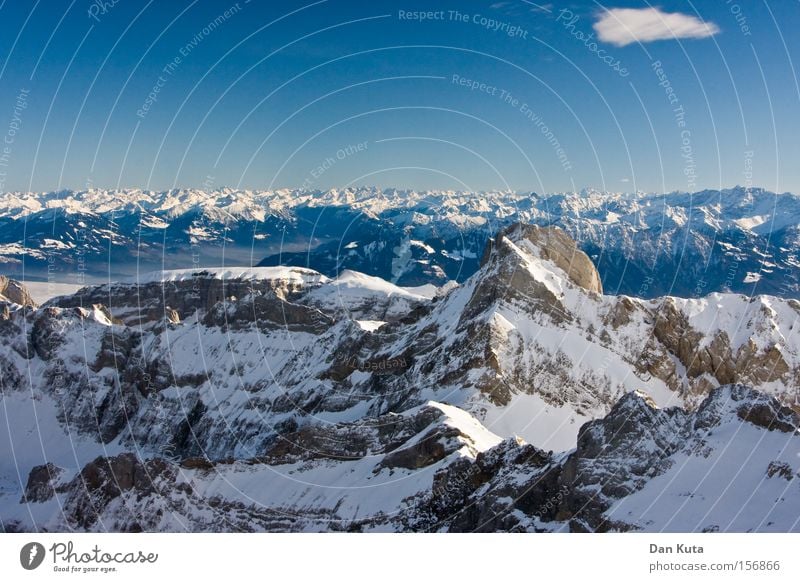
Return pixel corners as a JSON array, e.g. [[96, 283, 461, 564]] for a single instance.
[[20, 542, 46, 570]]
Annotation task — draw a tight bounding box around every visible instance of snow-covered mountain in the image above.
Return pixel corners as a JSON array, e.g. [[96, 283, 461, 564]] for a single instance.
[[2, 224, 799, 532], [2, 186, 798, 298]]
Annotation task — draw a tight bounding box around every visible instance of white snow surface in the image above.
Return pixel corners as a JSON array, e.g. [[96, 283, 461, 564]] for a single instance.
[[132, 266, 329, 286]]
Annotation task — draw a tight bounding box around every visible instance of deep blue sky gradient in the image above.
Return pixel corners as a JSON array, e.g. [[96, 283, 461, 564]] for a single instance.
[[0, 0, 798, 194]]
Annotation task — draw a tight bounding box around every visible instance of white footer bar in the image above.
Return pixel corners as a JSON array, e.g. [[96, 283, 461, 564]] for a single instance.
[[1, 533, 797, 581]]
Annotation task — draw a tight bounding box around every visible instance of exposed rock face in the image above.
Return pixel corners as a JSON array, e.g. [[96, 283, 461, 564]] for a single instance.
[[482, 224, 603, 295], [0, 276, 36, 307], [48, 268, 425, 331], [202, 291, 334, 334], [378, 424, 463, 470], [261, 405, 444, 464], [63, 454, 176, 531], [728, 385, 799, 433], [405, 385, 800, 533], [766, 461, 794, 480], [22, 463, 64, 503], [48, 268, 325, 326], [640, 298, 797, 405]]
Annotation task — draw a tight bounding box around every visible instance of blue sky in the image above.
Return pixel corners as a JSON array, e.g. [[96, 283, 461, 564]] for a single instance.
[[0, 0, 798, 194]]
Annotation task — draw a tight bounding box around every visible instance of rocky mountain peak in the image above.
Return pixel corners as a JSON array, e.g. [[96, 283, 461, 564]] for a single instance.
[[0, 275, 36, 307], [695, 384, 800, 433], [481, 223, 603, 295]]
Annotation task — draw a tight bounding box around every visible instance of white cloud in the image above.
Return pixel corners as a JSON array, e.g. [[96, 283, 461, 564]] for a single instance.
[[593, 7, 720, 47]]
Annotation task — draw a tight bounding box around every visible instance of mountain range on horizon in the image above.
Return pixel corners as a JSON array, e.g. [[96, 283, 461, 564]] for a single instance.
[[1, 185, 798, 300]]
